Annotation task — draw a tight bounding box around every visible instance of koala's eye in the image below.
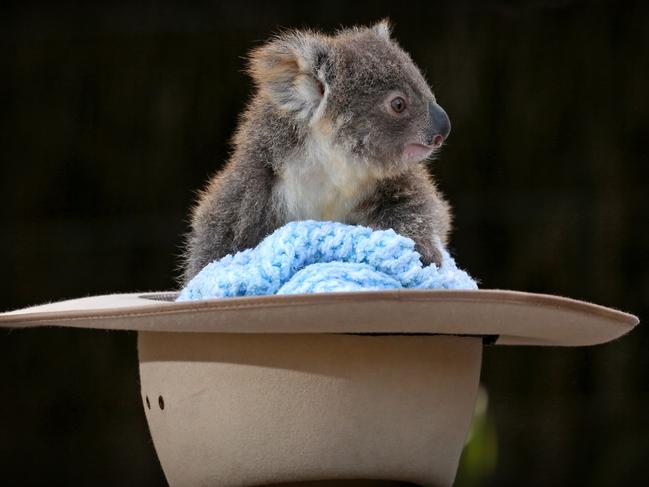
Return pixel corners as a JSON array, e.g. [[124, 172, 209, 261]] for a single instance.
[[390, 96, 407, 114]]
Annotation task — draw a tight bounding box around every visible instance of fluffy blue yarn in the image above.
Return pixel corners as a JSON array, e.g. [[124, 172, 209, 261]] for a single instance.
[[177, 220, 477, 301]]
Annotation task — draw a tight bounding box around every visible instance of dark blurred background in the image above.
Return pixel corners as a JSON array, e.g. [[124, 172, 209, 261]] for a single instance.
[[1, 1, 647, 486]]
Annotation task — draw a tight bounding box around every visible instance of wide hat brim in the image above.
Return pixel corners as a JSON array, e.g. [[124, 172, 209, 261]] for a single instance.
[[0, 289, 638, 346]]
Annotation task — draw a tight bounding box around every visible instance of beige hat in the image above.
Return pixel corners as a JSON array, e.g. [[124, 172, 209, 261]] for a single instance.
[[0, 290, 638, 486]]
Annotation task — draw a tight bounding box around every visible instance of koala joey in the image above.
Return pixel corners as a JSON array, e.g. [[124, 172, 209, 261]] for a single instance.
[[182, 20, 452, 284]]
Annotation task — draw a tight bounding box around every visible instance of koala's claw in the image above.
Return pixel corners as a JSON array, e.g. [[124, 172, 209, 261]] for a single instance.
[[417, 243, 443, 268]]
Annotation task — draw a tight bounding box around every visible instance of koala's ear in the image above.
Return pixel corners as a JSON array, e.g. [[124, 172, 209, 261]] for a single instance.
[[248, 31, 331, 122], [372, 19, 392, 40]]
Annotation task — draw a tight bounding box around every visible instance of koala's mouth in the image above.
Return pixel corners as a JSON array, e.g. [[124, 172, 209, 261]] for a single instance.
[[402, 140, 442, 164]]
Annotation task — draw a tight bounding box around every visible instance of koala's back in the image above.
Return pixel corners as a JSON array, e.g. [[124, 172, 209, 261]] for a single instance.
[[182, 159, 280, 282]]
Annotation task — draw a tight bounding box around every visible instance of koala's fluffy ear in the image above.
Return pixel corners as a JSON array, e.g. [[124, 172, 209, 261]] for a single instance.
[[248, 31, 331, 122], [372, 19, 392, 40]]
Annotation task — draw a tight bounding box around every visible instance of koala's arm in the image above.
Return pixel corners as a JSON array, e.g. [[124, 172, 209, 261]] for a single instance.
[[357, 166, 452, 267], [182, 161, 279, 284]]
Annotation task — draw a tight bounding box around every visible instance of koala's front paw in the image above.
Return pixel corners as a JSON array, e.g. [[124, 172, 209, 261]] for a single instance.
[[416, 241, 443, 268]]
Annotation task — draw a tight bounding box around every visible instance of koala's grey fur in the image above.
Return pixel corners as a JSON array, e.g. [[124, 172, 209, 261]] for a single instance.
[[182, 21, 452, 284]]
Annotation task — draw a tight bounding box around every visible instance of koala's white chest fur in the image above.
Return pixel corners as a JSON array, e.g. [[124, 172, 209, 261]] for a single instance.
[[274, 133, 375, 222]]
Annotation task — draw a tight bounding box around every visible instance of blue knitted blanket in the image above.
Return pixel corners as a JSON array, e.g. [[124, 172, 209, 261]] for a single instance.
[[177, 220, 477, 301]]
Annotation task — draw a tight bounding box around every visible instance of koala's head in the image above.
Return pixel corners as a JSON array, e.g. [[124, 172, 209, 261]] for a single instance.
[[248, 20, 451, 176]]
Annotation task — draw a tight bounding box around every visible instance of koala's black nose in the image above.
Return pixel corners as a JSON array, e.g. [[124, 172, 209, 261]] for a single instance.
[[428, 102, 451, 143]]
